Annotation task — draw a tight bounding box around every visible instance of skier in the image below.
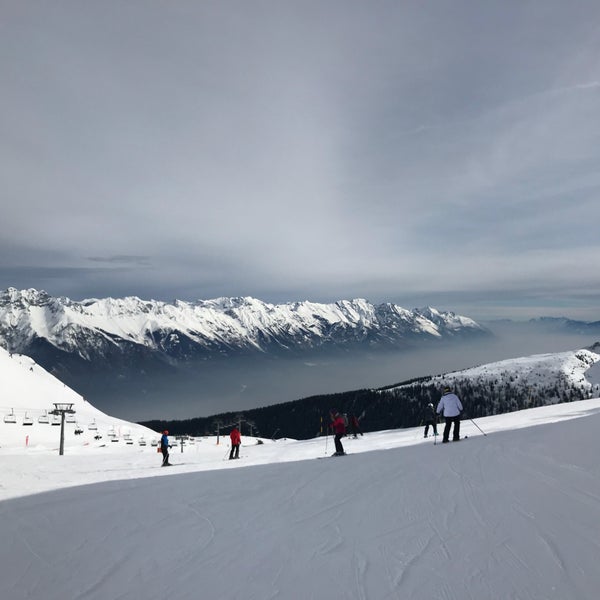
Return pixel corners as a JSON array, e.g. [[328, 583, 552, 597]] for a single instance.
[[160, 430, 172, 466], [436, 387, 463, 443], [350, 413, 363, 438], [330, 410, 346, 456], [229, 426, 241, 460], [423, 403, 438, 438]]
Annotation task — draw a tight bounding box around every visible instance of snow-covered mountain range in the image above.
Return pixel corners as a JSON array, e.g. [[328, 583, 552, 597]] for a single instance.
[[0, 288, 487, 362]]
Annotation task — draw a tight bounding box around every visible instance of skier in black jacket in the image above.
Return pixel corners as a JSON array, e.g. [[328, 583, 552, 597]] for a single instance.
[[423, 403, 438, 438]]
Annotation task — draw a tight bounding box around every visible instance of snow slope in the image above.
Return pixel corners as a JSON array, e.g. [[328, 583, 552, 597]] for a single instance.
[[2, 398, 600, 599], [0, 347, 158, 450]]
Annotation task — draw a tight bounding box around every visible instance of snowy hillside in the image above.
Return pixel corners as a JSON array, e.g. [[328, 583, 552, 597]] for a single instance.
[[0, 287, 487, 360], [1, 397, 600, 599], [383, 348, 600, 412], [438, 348, 600, 393], [0, 347, 158, 450]]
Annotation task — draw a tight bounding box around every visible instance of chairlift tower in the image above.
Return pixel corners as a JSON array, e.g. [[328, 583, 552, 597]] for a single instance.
[[175, 435, 186, 453], [50, 403, 75, 456]]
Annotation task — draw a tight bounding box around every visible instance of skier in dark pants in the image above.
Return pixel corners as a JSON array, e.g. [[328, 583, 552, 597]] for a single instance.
[[436, 387, 463, 443], [330, 410, 346, 456], [229, 426, 241, 460], [350, 413, 363, 438], [160, 430, 172, 466], [423, 403, 438, 438]]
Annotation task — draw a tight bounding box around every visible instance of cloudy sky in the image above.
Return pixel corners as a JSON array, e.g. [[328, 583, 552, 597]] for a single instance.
[[1, 1, 600, 321]]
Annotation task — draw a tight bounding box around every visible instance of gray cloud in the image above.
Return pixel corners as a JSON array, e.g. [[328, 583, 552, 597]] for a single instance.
[[2, 1, 600, 319]]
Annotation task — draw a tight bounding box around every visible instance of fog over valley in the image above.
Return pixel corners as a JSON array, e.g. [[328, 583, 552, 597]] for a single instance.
[[114, 323, 600, 422]]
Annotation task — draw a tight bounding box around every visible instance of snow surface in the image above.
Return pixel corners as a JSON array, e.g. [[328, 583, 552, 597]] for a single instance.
[[2, 347, 600, 598]]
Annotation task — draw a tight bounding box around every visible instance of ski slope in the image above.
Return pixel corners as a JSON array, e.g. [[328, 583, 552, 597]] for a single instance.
[[2, 346, 600, 599], [2, 399, 600, 599]]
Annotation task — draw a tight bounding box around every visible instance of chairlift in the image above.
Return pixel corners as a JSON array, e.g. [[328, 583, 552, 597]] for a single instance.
[[150, 439, 158, 447], [22, 412, 33, 426], [88, 420, 98, 430], [3, 409, 16, 424], [138, 437, 147, 446], [66, 413, 76, 423], [51, 414, 61, 426], [38, 410, 49, 424]]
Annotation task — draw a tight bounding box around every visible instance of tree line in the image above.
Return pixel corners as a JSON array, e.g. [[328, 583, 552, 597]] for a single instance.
[[139, 372, 597, 440]]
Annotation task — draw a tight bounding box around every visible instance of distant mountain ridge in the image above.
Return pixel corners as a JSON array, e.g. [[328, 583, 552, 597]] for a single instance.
[[0, 287, 488, 361]]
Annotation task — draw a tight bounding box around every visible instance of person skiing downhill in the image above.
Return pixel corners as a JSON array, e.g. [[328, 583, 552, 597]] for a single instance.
[[436, 387, 463, 443], [330, 410, 346, 456], [229, 426, 241, 460], [160, 430, 172, 466], [423, 403, 438, 438]]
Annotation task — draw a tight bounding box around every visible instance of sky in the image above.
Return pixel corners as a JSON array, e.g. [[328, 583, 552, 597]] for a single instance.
[[1, 1, 600, 321], [3, 371, 600, 599]]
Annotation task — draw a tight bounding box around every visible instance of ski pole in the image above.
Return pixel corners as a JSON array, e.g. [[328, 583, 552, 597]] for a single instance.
[[470, 418, 487, 436]]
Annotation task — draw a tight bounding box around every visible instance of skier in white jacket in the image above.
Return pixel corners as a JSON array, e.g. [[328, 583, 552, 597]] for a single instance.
[[436, 387, 463, 443]]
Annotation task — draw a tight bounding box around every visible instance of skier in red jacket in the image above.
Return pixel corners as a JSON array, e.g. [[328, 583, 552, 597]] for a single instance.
[[330, 411, 346, 456], [229, 427, 241, 460]]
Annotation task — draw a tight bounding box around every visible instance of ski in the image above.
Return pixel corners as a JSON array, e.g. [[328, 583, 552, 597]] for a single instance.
[[317, 453, 349, 459], [437, 436, 468, 444]]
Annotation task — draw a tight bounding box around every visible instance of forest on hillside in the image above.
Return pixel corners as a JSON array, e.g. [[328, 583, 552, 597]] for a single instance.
[[140, 372, 594, 440]]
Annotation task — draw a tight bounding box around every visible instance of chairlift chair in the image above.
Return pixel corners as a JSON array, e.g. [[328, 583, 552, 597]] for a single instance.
[[3, 409, 16, 424], [138, 437, 147, 446], [66, 413, 76, 423], [51, 414, 61, 426], [22, 412, 33, 426], [88, 420, 98, 430], [38, 410, 49, 424]]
